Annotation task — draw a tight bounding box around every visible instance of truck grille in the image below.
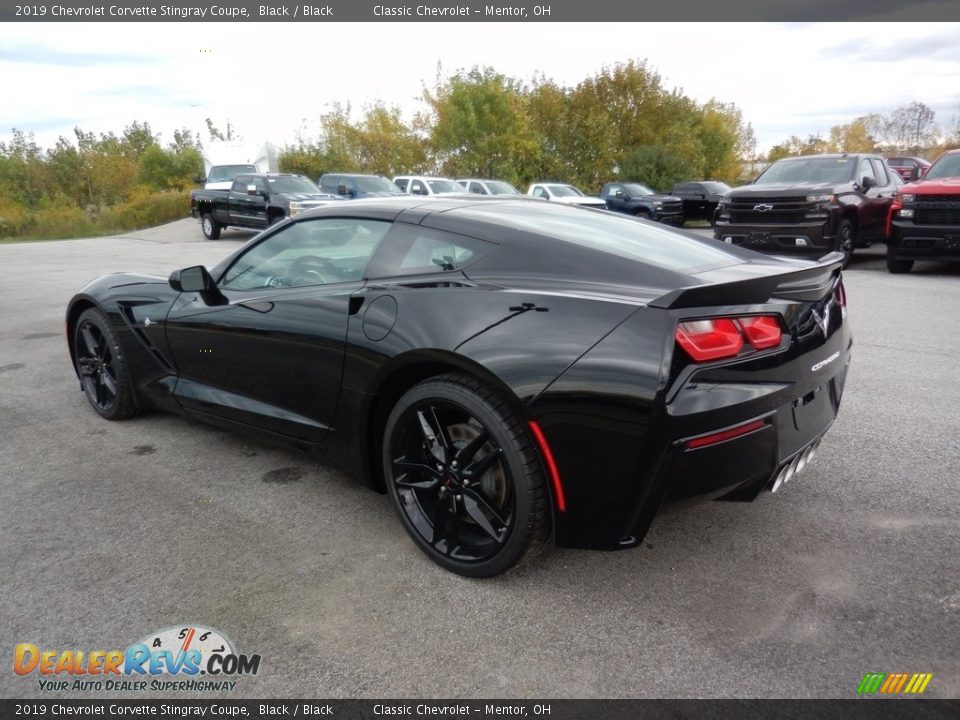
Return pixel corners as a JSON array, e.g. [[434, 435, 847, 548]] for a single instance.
[[915, 208, 960, 225], [730, 212, 807, 225], [659, 201, 683, 214], [725, 196, 814, 225]]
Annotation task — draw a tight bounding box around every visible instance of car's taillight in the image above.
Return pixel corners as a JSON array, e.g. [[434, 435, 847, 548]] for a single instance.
[[738, 316, 782, 349], [675, 315, 783, 362], [675, 318, 743, 361]]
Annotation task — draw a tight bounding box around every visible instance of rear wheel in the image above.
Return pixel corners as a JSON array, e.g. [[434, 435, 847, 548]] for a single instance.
[[201, 213, 221, 240], [74, 308, 137, 421], [836, 219, 855, 267], [382, 374, 549, 577], [886, 256, 914, 274]]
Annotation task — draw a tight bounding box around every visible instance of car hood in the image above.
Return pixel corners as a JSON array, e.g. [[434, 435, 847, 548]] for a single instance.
[[901, 177, 960, 194], [278, 192, 337, 202], [729, 182, 846, 196], [554, 196, 607, 206], [647, 193, 683, 202]]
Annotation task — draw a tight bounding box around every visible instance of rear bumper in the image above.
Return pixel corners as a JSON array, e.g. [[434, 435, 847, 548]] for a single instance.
[[714, 219, 833, 256], [889, 220, 960, 262]]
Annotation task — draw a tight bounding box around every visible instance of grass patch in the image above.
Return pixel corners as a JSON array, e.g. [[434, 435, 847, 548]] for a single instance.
[[0, 190, 190, 242]]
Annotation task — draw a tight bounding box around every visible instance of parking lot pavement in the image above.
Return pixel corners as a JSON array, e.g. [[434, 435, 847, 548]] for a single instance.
[[0, 223, 957, 699]]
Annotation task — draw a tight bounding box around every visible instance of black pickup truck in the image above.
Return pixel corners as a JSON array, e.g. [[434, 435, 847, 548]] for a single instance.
[[190, 173, 334, 239], [599, 182, 684, 225], [714, 153, 897, 265]]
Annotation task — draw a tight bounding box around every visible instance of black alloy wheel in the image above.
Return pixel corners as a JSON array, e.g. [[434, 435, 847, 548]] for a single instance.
[[383, 374, 549, 577], [836, 219, 855, 267], [74, 308, 137, 420]]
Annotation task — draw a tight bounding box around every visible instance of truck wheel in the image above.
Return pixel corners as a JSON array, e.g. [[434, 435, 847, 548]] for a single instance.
[[269, 213, 286, 226], [886, 256, 914, 274], [201, 213, 221, 240], [635, 209, 651, 221], [836, 219, 855, 267]]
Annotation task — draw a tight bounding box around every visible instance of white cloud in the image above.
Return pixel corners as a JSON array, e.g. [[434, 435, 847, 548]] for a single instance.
[[1, 22, 958, 154]]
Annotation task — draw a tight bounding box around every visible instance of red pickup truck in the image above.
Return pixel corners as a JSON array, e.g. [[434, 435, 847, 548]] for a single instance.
[[887, 149, 960, 273]]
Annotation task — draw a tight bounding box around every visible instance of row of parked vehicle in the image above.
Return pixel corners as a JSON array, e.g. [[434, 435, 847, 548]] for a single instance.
[[190, 151, 960, 274]]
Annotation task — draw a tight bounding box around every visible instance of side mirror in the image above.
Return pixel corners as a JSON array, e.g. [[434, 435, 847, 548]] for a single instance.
[[246, 184, 258, 196], [169, 265, 215, 293], [614, 190, 624, 198], [337, 183, 350, 196], [910, 166, 921, 181], [194, 174, 205, 184], [861, 176, 876, 190]]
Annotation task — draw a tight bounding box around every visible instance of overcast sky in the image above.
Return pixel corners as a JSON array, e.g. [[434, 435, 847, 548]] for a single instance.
[[2, 22, 959, 155]]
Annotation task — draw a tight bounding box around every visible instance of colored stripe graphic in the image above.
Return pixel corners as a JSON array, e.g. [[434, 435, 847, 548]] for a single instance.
[[858, 672, 933, 695]]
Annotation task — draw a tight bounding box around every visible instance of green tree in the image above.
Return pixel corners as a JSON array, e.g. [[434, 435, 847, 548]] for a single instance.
[[620, 145, 694, 191]]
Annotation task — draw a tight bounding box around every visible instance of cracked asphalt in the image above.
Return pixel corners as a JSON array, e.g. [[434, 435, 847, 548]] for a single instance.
[[0, 219, 957, 699]]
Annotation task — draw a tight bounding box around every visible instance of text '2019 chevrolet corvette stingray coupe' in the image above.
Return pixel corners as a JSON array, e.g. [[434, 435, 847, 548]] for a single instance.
[[67, 196, 851, 576]]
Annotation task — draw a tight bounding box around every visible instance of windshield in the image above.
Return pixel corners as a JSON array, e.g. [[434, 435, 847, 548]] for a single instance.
[[486, 181, 520, 195], [702, 182, 732, 194], [208, 165, 257, 183], [427, 179, 461, 193], [267, 176, 322, 194], [356, 176, 403, 193], [487, 180, 520, 195], [622, 183, 655, 196], [547, 185, 584, 197], [924, 154, 960, 180], [755, 157, 857, 185]]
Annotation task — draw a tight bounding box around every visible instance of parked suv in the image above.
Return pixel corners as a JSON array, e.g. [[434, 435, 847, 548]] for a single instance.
[[600, 182, 684, 225], [714, 153, 898, 264], [886, 149, 960, 273], [318, 173, 405, 198], [670, 181, 731, 226], [456, 178, 522, 195], [392, 176, 463, 196]]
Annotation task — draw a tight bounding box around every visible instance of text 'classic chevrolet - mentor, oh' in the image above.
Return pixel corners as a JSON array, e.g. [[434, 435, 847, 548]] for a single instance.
[[67, 196, 852, 576]]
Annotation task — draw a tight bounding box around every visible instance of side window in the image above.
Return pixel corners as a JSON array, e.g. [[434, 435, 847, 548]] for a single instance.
[[231, 176, 249, 193], [254, 177, 269, 195], [608, 184, 622, 197], [367, 224, 497, 278], [410, 180, 427, 195], [859, 159, 876, 185], [319, 176, 338, 192], [394, 178, 408, 191], [219, 218, 391, 291], [532, 186, 546, 198], [871, 159, 890, 186], [469, 182, 485, 194]]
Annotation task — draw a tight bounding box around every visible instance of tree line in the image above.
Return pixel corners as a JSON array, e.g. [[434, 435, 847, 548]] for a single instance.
[[767, 101, 960, 162], [0, 121, 201, 239], [279, 62, 755, 193]]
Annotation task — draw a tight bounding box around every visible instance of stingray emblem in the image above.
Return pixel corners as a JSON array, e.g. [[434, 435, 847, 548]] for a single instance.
[[811, 304, 830, 337]]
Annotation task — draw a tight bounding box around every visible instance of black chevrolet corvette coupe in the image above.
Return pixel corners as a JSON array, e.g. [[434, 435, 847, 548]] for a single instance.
[[67, 196, 852, 576]]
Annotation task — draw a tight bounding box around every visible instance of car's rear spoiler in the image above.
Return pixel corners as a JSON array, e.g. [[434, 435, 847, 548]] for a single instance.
[[649, 252, 844, 309]]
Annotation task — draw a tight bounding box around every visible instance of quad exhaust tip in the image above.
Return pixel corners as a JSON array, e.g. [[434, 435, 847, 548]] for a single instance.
[[771, 439, 821, 493]]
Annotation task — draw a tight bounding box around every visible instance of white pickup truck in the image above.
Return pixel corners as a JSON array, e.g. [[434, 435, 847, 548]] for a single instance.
[[526, 182, 607, 209]]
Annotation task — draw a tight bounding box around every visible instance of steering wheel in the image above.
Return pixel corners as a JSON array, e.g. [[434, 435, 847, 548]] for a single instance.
[[288, 255, 337, 285]]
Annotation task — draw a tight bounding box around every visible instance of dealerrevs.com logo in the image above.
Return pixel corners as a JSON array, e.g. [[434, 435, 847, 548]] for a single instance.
[[14, 625, 261, 692]]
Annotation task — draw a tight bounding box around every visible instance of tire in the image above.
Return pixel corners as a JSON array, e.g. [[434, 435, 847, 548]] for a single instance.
[[382, 374, 550, 577], [74, 308, 137, 421], [634, 209, 651, 221], [201, 213, 221, 240], [836, 218, 855, 268], [269, 213, 285, 226], [886, 256, 914, 274]]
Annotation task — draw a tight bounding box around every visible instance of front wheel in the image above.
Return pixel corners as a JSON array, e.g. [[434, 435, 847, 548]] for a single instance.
[[836, 219, 855, 267], [201, 213, 221, 240], [886, 256, 914, 274], [74, 308, 137, 421], [382, 374, 550, 577]]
